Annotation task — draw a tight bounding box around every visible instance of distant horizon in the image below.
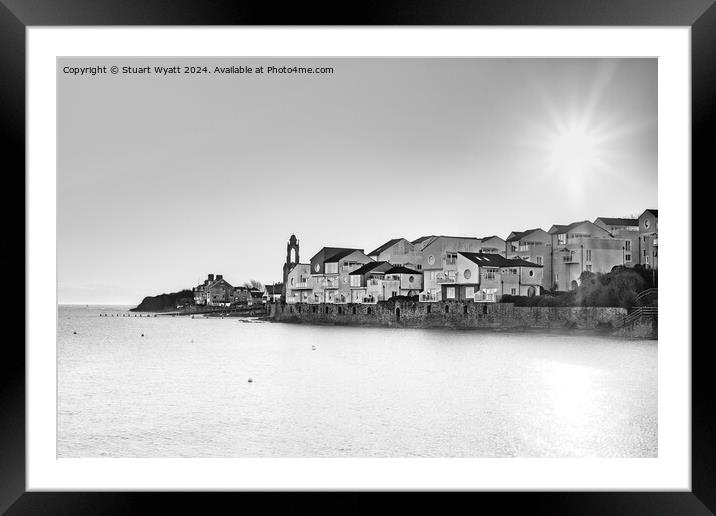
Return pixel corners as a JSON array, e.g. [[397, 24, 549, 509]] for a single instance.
[[58, 57, 656, 305]]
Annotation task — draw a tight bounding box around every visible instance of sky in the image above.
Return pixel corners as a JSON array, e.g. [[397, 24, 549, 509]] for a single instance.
[[57, 57, 657, 305]]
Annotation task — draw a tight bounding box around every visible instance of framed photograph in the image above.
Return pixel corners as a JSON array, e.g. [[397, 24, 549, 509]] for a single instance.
[[4, 0, 711, 513]]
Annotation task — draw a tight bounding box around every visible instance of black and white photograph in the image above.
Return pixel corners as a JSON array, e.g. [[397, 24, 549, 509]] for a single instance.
[[56, 56, 659, 459]]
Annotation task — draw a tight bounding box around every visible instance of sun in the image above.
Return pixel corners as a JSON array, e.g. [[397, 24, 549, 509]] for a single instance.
[[546, 122, 601, 177]]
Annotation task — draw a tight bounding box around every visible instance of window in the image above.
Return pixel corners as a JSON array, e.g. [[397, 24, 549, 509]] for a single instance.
[[427, 255, 435, 265], [536, 256, 543, 265], [464, 269, 472, 280], [484, 269, 496, 280], [446, 252, 457, 265], [529, 270, 534, 277], [446, 287, 456, 299], [643, 249, 647, 257], [408, 276, 414, 283], [350, 275, 361, 287], [416, 264, 422, 270], [426, 305, 431, 314], [585, 249, 592, 261], [511, 288, 517, 295], [625, 253, 632, 262], [325, 263, 338, 274], [585, 264, 592, 272], [625, 241, 631, 251], [465, 287, 474, 298], [557, 234, 566, 245]]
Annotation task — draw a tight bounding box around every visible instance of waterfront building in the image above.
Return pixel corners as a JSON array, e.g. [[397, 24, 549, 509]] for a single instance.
[[232, 286, 251, 305], [449, 252, 543, 302], [412, 235, 482, 302], [348, 261, 393, 303], [637, 209, 658, 269], [263, 283, 284, 303], [248, 289, 264, 306], [548, 220, 627, 291], [478, 235, 507, 256], [382, 265, 423, 297], [309, 247, 374, 304], [193, 274, 234, 306], [285, 263, 312, 304], [594, 217, 640, 268], [367, 238, 423, 270], [505, 228, 552, 290]]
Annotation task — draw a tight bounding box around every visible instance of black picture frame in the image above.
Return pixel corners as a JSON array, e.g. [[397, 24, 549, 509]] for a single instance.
[[3, 1, 711, 514]]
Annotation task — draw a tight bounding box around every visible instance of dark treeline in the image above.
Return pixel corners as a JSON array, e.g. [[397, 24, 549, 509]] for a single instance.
[[502, 265, 658, 309]]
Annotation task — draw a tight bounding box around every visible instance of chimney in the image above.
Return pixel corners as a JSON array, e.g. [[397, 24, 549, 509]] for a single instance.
[[208, 274, 215, 281], [216, 274, 223, 280]]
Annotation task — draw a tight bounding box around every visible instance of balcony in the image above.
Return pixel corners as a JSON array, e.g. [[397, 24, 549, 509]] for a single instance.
[[322, 278, 340, 289], [289, 281, 311, 290], [362, 296, 379, 304], [419, 292, 441, 302], [436, 272, 456, 284]]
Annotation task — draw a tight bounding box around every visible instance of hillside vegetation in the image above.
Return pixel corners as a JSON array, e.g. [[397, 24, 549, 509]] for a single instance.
[[501, 266, 657, 309]]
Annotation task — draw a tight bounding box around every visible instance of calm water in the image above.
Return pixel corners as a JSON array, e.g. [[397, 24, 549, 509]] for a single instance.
[[57, 305, 657, 458]]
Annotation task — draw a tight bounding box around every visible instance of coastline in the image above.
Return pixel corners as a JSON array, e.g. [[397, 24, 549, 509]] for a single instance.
[[269, 300, 657, 340]]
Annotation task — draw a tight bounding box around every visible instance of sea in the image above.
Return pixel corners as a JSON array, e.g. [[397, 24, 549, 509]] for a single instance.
[[57, 305, 657, 458]]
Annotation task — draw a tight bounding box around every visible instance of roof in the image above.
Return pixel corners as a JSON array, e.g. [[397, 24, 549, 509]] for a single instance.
[[264, 284, 283, 295], [595, 217, 638, 227], [323, 248, 364, 263], [506, 228, 543, 242], [249, 290, 263, 298], [411, 235, 435, 245], [412, 235, 480, 246], [384, 265, 422, 275], [349, 261, 390, 275], [643, 209, 658, 217], [548, 220, 591, 234], [479, 235, 503, 242], [368, 238, 403, 256], [459, 252, 542, 268], [205, 277, 233, 290]]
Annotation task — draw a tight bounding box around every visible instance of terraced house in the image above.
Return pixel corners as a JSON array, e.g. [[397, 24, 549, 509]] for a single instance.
[[367, 238, 423, 270], [450, 252, 543, 302], [412, 235, 483, 302], [193, 274, 234, 306], [309, 247, 373, 304], [638, 209, 658, 269], [505, 228, 552, 290], [285, 263, 312, 304], [347, 261, 393, 303], [593, 216, 640, 268], [548, 220, 628, 291]]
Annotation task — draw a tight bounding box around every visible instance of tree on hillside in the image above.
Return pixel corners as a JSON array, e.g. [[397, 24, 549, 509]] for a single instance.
[[243, 279, 264, 291]]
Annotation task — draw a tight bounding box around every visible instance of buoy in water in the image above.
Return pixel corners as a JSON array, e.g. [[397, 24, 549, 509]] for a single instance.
[[247, 378, 253, 383], [141, 333, 144, 337], [73, 331, 77, 335]]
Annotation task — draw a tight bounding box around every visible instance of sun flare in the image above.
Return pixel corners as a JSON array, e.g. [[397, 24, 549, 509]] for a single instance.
[[546, 123, 601, 176]]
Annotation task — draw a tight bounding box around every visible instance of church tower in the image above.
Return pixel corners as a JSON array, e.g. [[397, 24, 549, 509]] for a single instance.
[[282, 234, 299, 297]]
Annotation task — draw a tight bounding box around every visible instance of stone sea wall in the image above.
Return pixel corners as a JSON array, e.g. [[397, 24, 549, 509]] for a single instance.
[[269, 300, 628, 332]]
